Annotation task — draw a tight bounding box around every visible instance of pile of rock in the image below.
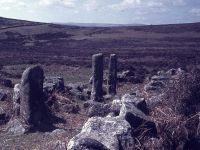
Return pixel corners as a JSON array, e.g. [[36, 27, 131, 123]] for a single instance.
[[145, 68, 184, 94], [117, 67, 147, 84], [67, 93, 157, 150], [66, 83, 90, 101], [43, 76, 64, 93], [144, 68, 185, 108]]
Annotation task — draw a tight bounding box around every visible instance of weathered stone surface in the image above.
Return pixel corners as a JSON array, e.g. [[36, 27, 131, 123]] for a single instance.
[[120, 96, 157, 137], [68, 138, 109, 150], [117, 70, 134, 82], [88, 102, 111, 117], [122, 94, 148, 114], [144, 80, 165, 93], [0, 107, 7, 125], [43, 76, 64, 93], [66, 83, 90, 101], [0, 79, 13, 88], [62, 104, 80, 114], [6, 119, 26, 135], [110, 99, 122, 116], [13, 83, 20, 117], [20, 65, 47, 126], [48, 140, 67, 150], [107, 54, 117, 95], [49, 129, 68, 137], [103, 94, 113, 101], [0, 89, 8, 101], [67, 116, 133, 150], [91, 53, 104, 102]]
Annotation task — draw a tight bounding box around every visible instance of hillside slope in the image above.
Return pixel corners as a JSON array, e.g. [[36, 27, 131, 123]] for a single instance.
[[0, 17, 200, 71]]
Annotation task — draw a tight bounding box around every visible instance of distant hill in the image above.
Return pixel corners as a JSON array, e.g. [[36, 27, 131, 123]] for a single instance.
[[55, 22, 145, 27], [0, 17, 43, 29], [0, 16, 200, 71]]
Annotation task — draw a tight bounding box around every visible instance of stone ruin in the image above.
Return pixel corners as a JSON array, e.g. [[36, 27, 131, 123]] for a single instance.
[[2, 53, 199, 149], [107, 54, 117, 96], [67, 93, 157, 150], [7, 66, 48, 134], [90, 53, 118, 103], [20, 66, 47, 127], [91, 53, 104, 102], [67, 66, 200, 150]]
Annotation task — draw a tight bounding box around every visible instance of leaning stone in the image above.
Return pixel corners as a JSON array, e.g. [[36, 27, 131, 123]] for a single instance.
[[91, 53, 104, 102], [20, 65, 47, 126]]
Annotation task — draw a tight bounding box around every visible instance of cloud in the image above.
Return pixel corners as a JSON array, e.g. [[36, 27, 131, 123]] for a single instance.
[[0, 0, 26, 7], [83, 0, 100, 11], [0, 0, 27, 10], [110, 0, 167, 11], [39, 0, 76, 7], [110, 0, 141, 10], [110, 0, 186, 11], [172, 0, 186, 6], [190, 8, 200, 16]]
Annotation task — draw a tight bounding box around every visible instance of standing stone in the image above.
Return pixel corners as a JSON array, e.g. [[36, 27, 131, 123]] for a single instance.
[[13, 84, 21, 117], [20, 66, 47, 126], [107, 54, 117, 95], [91, 53, 104, 102]]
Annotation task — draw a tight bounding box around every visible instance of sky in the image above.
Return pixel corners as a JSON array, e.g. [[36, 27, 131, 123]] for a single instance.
[[0, 0, 200, 24]]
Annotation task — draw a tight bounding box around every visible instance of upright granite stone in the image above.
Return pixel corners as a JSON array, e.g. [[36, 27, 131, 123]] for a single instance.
[[20, 66, 47, 126], [107, 54, 117, 95], [91, 53, 104, 102]]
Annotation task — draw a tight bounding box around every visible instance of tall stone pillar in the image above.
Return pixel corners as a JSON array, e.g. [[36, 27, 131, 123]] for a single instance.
[[91, 53, 104, 102], [20, 65, 47, 126], [107, 54, 117, 95]]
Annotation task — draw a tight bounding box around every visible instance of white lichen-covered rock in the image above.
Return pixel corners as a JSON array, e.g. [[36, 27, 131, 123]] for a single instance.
[[67, 116, 133, 150], [13, 84, 20, 116], [6, 119, 26, 136], [122, 93, 148, 114], [110, 99, 122, 116]]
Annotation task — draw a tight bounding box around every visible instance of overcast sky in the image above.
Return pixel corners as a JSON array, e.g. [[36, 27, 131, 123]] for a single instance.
[[0, 0, 200, 24]]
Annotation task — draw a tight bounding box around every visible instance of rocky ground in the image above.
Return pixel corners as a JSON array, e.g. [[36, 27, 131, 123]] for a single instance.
[[0, 17, 200, 150], [0, 65, 200, 149]]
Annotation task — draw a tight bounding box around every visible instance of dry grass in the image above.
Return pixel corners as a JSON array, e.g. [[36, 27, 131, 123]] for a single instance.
[[145, 68, 200, 149]]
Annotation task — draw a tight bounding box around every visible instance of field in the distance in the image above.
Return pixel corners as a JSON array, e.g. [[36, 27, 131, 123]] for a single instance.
[[0, 17, 200, 72]]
